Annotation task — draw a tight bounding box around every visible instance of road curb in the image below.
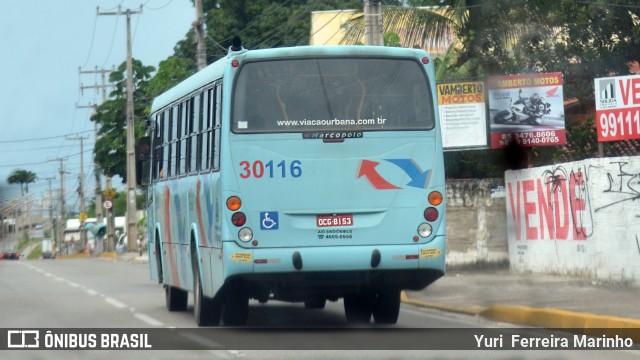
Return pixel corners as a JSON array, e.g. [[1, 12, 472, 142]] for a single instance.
[[400, 291, 486, 316], [402, 292, 640, 343]]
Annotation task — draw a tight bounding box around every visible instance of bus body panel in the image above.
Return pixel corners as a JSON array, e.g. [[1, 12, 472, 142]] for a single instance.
[[146, 45, 446, 316]]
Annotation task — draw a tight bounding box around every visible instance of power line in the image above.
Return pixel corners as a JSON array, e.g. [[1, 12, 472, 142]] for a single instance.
[[102, 14, 120, 68], [252, 1, 318, 49], [143, 0, 175, 11], [570, 0, 640, 9], [0, 149, 94, 169], [81, 15, 99, 68], [0, 130, 93, 144]]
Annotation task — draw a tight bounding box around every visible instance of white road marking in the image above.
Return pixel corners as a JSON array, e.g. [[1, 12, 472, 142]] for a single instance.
[[134, 313, 164, 327], [104, 297, 128, 309], [85, 289, 99, 296], [67, 281, 81, 288]]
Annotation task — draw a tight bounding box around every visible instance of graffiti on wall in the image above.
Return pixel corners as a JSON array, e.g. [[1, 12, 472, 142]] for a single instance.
[[507, 157, 640, 284], [597, 161, 640, 215], [507, 164, 594, 242]]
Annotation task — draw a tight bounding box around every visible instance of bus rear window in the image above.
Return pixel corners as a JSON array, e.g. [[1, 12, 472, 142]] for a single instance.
[[232, 58, 434, 133]]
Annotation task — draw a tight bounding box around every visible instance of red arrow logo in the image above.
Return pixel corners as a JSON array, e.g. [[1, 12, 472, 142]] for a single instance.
[[357, 160, 400, 190]]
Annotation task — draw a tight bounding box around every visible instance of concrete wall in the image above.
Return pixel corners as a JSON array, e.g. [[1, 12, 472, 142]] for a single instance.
[[445, 179, 509, 268], [505, 156, 640, 285]]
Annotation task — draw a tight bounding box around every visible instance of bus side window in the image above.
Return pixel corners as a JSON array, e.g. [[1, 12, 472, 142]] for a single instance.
[[198, 90, 208, 172], [201, 88, 213, 171], [163, 109, 171, 179], [189, 94, 200, 173], [213, 83, 222, 170], [153, 112, 164, 181], [179, 100, 188, 175], [171, 104, 180, 177]]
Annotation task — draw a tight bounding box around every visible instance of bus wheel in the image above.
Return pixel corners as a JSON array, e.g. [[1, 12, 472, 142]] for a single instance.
[[193, 265, 222, 326], [304, 298, 326, 309], [344, 293, 373, 324], [372, 289, 401, 325], [222, 282, 248, 326], [155, 240, 163, 283], [165, 285, 188, 311]]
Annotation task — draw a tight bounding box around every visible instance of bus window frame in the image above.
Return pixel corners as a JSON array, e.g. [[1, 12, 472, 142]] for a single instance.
[[149, 78, 223, 184], [229, 56, 436, 135]]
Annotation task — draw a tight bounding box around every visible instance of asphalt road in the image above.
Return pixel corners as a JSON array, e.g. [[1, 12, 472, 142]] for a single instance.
[[1, 258, 639, 360]]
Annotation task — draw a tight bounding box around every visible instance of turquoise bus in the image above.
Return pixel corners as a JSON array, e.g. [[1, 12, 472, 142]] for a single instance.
[[138, 44, 446, 326]]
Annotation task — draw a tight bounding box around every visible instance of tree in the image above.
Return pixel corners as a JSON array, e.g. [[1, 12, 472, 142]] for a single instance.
[[7, 169, 37, 196], [174, 0, 362, 65], [91, 59, 155, 182]]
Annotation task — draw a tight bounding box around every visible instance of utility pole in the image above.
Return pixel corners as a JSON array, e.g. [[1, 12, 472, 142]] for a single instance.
[[194, 0, 207, 71], [49, 158, 67, 254], [98, 5, 143, 252], [66, 135, 90, 248], [44, 177, 56, 243], [364, 0, 383, 46], [79, 65, 116, 251]]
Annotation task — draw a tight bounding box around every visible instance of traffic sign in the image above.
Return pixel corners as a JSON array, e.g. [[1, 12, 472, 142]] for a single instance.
[[103, 200, 113, 210], [79, 212, 88, 222]]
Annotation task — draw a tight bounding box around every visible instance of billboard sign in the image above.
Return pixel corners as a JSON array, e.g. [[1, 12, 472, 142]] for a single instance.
[[437, 81, 487, 149], [488, 73, 565, 148], [594, 75, 640, 142]]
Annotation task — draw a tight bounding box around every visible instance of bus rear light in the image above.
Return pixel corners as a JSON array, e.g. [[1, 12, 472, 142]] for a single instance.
[[424, 207, 438, 222], [413, 236, 419, 242], [226, 196, 242, 211], [232, 59, 239, 67], [232, 212, 247, 227], [418, 223, 432, 238], [428, 191, 443, 206], [251, 240, 258, 247], [422, 57, 429, 64], [238, 227, 253, 242], [406, 254, 419, 260]]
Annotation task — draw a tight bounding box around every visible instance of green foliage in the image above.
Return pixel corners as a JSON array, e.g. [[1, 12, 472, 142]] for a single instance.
[[91, 60, 154, 181], [175, 0, 362, 65], [7, 169, 37, 196], [384, 32, 401, 47], [147, 56, 195, 96]]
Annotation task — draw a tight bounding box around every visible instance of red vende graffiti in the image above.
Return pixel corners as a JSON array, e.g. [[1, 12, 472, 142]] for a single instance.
[[508, 173, 589, 241]]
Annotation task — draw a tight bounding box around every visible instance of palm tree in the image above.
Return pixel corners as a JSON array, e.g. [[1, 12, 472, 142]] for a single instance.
[[7, 169, 37, 196], [340, 0, 534, 80]]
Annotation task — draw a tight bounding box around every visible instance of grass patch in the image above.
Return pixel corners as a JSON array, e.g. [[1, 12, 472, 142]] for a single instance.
[[16, 237, 44, 259], [28, 245, 42, 260]]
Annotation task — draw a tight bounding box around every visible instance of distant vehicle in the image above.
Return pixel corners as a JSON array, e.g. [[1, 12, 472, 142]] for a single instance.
[[41, 239, 54, 259], [140, 44, 446, 327], [116, 234, 127, 254], [1, 249, 20, 260]]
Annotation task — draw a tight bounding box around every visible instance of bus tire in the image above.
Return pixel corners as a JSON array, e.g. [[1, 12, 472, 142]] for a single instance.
[[304, 298, 326, 309], [372, 289, 401, 325], [165, 285, 188, 311], [344, 293, 373, 324], [193, 263, 222, 326], [222, 282, 248, 326], [155, 238, 163, 283]]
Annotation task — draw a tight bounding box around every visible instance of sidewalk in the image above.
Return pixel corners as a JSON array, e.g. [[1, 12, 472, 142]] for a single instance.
[[404, 268, 640, 339]]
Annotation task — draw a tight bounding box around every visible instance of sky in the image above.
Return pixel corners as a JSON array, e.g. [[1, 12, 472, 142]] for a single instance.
[[0, 0, 195, 213]]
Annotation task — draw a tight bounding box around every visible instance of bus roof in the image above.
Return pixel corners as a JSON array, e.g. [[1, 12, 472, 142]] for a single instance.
[[150, 45, 431, 113]]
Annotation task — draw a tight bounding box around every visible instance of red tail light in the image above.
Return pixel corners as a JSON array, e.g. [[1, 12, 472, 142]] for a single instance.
[[231, 212, 246, 227], [424, 207, 439, 222]]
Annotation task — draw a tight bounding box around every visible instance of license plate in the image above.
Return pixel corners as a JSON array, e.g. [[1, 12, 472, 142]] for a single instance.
[[316, 214, 353, 227]]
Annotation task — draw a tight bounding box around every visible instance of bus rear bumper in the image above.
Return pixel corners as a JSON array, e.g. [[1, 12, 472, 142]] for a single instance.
[[221, 235, 445, 291]]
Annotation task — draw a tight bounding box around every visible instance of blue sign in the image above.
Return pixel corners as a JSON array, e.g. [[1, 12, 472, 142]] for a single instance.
[[260, 212, 279, 230]]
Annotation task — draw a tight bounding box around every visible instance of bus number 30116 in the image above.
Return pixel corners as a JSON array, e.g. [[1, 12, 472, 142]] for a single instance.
[[239, 160, 303, 179]]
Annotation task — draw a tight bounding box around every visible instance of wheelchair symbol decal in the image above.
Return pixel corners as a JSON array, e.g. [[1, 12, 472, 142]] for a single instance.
[[260, 212, 279, 230]]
